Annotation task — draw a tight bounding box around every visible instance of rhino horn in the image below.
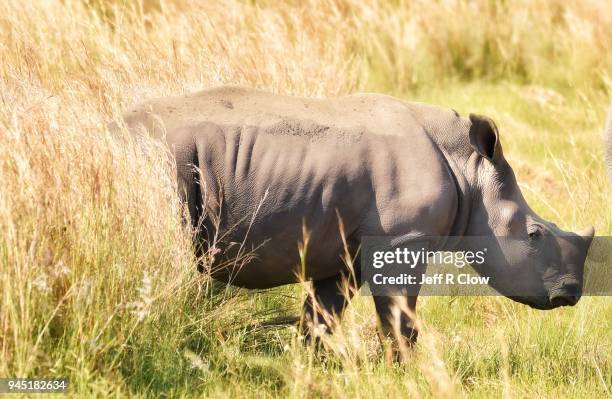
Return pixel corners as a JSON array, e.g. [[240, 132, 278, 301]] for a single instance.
[[606, 106, 612, 184]]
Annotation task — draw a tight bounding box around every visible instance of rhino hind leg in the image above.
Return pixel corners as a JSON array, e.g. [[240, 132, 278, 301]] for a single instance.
[[300, 268, 362, 344], [175, 141, 217, 273]]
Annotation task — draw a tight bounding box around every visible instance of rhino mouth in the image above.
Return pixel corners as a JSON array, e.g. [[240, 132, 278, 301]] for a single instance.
[[510, 296, 555, 310], [509, 296, 563, 310], [547, 277, 582, 307], [508, 272, 583, 309], [510, 292, 580, 310]]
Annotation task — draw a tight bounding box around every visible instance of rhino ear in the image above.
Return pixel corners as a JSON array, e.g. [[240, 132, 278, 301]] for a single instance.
[[469, 114, 500, 162]]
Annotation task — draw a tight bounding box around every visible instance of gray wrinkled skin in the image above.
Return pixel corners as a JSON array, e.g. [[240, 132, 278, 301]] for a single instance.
[[118, 86, 595, 345]]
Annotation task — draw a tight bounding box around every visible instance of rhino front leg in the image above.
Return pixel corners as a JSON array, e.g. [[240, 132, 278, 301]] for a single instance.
[[370, 247, 425, 361], [373, 294, 419, 357], [301, 268, 361, 345]]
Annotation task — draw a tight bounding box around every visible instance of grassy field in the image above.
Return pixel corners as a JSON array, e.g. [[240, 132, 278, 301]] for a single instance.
[[0, 0, 610, 397]]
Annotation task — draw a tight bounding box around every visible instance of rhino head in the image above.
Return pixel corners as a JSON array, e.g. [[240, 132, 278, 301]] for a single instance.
[[457, 114, 594, 310]]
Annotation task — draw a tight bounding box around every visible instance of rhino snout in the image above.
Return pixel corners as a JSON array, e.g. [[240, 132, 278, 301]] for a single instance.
[[548, 279, 581, 307], [545, 226, 594, 309]]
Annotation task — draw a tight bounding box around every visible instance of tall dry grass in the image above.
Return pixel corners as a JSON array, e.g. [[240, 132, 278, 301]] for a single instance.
[[0, 0, 610, 397]]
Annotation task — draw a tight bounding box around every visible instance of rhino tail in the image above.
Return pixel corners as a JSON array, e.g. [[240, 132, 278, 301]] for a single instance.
[[606, 106, 612, 184]]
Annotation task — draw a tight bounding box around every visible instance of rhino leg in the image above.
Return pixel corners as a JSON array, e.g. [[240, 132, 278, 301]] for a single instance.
[[301, 268, 362, 344], [175, 136, 220, 273], [373, 294, 419, 356], [371, 249, 424, 360]]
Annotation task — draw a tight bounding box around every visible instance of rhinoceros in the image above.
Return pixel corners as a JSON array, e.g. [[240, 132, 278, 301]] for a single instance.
[[117, 86, 595, 347]]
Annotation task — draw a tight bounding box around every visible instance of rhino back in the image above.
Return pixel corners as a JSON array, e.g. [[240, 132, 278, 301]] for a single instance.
[[121, 86, 429, 142]]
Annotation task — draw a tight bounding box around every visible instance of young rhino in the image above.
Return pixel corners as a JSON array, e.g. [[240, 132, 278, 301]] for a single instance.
[[118, 86, 595, 348]]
